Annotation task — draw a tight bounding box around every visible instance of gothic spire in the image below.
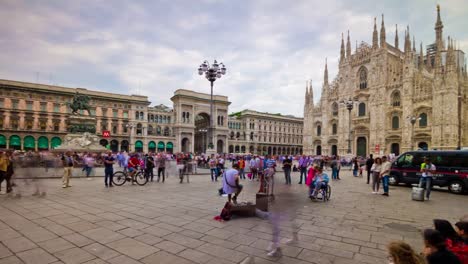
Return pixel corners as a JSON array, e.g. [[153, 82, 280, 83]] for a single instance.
[[419, 42, 424, 70], [413, 36, 416, 52], [435, 4, 444, 50], [380, 14, 386, 48], [309, 80, 314, 104], [324, 58, 329, 86], [346, 30, 351, 58], [340, 32, 345, 62], [372, 17, 378, 49], [305, 81, 309, 105], [394, 24, 399, 50]]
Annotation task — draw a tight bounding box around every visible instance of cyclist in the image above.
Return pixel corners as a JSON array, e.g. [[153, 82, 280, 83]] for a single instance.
[[127, 154, 140, 184]]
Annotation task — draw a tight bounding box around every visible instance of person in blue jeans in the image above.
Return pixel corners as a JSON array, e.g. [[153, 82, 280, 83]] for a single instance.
[[103, 151, 115, 187], [419, 158, 436, 200], [380, 156, 392, 196]]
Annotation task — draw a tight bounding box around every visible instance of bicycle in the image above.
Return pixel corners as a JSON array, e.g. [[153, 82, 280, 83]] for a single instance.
[[112, 166, 148, 186]]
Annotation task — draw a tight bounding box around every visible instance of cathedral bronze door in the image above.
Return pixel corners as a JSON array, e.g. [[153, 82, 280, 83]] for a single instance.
[[391, 143, 400, 155], [331, 145, 337, 156], [356, 137, 367, 157]]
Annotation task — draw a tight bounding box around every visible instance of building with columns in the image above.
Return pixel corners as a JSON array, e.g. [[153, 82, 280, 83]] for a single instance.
[[303, 5, 468, 157], [0, 79, 177, 152], [228, 110, 303, 155]]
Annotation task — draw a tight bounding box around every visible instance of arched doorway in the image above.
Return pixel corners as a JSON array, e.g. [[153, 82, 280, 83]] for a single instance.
[[194, 113, 210, 153], [121, 140, 129, 152], [217, 140, 224, 154], [391, 143, 400, 155], [418, 142, 428, 150], [249, 145, 254, 154], [356, 137, 367, 157], [316, 145, 322, 155], [267, 146, 272, 155], [331, 145, 337, 156], [157, 141, 165, 152], [135, 140, 143, 152], [38, 136, 49, 151], [51, 137, 62, 149], [228, 145, 234, 153], [272, 147, 276, 155], [181, 138, 190, 153], [0, 134, 6, 149], [241, 146, 246, 153], [99, 139, 108, 148], [9, 135, 21, 150], [166, 142, 173, 153], [110, 140, 119, 152], [24, 136, 35, 151], [235, 146, 240, 153], [148, 141, 156, 152]]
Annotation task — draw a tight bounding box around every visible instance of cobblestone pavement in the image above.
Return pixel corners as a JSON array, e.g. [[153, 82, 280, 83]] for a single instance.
[[0, 169, 466, 264]]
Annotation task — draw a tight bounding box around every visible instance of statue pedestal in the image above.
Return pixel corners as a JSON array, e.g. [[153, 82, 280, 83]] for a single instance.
[[53, 133, 107, 152], [68, 116, 96, 134], [206, 148, 217, 156]]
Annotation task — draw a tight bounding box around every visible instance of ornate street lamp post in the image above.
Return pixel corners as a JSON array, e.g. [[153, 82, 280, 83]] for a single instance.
[[407, 115, 421, 150], [198, 60, 227, 153], [340, 98, 360, 154], [126, 122, 136, 152]]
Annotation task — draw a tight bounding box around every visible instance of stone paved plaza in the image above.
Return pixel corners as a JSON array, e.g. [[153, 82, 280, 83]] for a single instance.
[[0, 169, 466, 264]]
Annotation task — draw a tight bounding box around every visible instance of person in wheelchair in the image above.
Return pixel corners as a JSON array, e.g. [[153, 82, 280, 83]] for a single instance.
[[309, 167, 329, 199]]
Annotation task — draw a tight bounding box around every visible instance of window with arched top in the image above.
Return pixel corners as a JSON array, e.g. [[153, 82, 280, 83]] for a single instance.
[[358, 103, 366, 116], [392, 91, 401, 107], [332, 102, 338, 116], [358, 67, 368, 89], [332, 123, 337, 135], [317, 125, 322, 136], [419, 113, 427, 127], [392, 116, 399, 130]]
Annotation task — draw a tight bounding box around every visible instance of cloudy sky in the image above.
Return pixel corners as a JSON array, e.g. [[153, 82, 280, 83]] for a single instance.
[[1, 0, 467, 117]]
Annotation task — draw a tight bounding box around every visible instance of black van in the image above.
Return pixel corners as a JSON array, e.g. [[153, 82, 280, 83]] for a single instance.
[[389, 150, 468, 194]]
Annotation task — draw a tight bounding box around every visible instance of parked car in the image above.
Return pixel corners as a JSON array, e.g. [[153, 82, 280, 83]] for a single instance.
[[389, 150, 468, 194]]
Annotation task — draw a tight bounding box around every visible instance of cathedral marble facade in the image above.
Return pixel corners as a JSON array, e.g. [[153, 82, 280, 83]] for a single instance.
[[303, 5, 468, 157]]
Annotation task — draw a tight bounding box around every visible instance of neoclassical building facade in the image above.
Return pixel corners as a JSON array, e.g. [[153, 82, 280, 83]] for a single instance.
[[228, 110, 303, 155], [0, 79, 178, 153], [303, 5, 467, 157]]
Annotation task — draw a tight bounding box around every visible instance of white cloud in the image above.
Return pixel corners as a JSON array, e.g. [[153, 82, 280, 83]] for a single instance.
[[0, 0, 467, 118]]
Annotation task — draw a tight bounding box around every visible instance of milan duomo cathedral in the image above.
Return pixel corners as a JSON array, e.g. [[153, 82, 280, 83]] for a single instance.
[[303, 5, 468, 157]]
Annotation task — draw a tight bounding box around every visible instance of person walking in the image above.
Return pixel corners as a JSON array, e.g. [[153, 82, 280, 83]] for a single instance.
[[336, 155, 342, 180], [0, 151, 10, 194], [145, 154, 155, 181], [365, 154, 374, 184], [330, 156, 338, 180], [238, 157, 246, 180], [222, 163, 242, 204], [157, 153, 166, 183], [419, 157, 436, 200], [104, 151, 115, 187], [282, 156, 292, 185], [380, 156, 392, 196], [298, 155, 309, 184], [209, 155, 217, 182], [370, 157, 382, 194], [352, 158, 359, 177], [61, 151, 74, 188]]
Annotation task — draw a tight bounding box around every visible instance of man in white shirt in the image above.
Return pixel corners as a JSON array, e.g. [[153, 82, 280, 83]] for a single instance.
[[380, 156, 392, 196], [419, 157, 436, 200]]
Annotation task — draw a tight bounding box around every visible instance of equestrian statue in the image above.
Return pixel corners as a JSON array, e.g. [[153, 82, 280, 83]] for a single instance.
[[68, 92, 92, 115]]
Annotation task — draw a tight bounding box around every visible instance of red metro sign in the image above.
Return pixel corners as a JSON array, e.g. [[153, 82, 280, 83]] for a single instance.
[[102, 131, 111, 138]]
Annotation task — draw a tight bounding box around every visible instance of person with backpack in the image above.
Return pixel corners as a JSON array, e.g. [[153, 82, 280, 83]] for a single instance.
[[222, 163, 242, 204], [145, 154, 155, 181]]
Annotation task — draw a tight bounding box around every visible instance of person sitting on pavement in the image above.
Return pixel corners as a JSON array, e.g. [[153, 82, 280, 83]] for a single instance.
[[455, 222, 468, 244], [222, 163, 242, 204], [387, 241, 425, 264], [310, 167, 329, 199], [422, 229, 461, 264]]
